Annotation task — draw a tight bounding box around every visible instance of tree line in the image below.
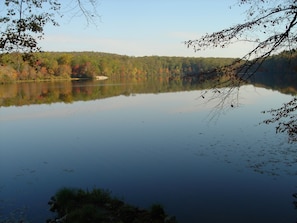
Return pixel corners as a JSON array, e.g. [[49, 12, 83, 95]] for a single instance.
[[252, 50, 297, 89], [1, 50, 297, 85], [0, 52, 236, 83]]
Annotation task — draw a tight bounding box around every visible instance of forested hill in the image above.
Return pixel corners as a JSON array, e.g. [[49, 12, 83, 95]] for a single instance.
[[0, 52, 236, 83], [1, 51, 297, 86]]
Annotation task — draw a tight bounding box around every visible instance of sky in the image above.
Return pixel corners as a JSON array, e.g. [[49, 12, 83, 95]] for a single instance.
[[40, 0, 255, 58]]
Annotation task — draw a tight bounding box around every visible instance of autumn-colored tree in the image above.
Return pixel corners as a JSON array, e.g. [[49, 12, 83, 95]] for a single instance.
[[56, 64, 72, 78], [0, 65, 17, 82]]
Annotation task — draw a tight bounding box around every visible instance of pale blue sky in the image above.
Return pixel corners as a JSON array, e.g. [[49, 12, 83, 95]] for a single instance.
[[40, 0, 254, 58]]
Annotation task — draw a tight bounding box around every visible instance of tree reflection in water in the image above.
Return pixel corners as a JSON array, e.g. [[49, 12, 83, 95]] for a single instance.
[[1, 78, 297, 223]]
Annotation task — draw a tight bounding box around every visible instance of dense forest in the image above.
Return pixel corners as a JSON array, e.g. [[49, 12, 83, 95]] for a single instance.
[[1, 50, 297, 89], [0, 52, 236, 83], [252, 50, 297, 89]]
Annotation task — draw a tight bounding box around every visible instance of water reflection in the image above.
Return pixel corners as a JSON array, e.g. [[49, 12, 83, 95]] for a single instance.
[[0, 81, 296, 223], [0, 78, 196, 107]]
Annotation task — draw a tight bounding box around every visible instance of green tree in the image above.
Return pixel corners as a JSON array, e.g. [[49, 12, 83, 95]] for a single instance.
[[186, 0, 297, 142], [57, 54, 73, 65]]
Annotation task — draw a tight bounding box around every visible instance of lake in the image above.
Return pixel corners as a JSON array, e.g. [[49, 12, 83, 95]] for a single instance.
[[0, 79, 296, 223]]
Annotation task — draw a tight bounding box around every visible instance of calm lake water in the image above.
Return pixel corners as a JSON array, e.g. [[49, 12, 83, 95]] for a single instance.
[[0, 80, 296, 223]]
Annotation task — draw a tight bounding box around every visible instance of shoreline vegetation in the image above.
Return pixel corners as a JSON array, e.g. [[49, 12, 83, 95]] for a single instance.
[[0, 51, 238, 84], [47, 187, 178, 223], [0, 51, 297, 89]]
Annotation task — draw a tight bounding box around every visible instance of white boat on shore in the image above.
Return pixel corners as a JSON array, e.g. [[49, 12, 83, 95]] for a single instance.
[[95, 75, 108, 80]]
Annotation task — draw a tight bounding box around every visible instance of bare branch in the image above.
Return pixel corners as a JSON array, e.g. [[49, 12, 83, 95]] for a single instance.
[[185, 0, 297, 141]]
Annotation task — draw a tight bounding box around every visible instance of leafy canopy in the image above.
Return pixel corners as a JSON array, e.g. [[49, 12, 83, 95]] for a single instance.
[[0, 0, 60, 53], [0, 0, 99, 54]]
